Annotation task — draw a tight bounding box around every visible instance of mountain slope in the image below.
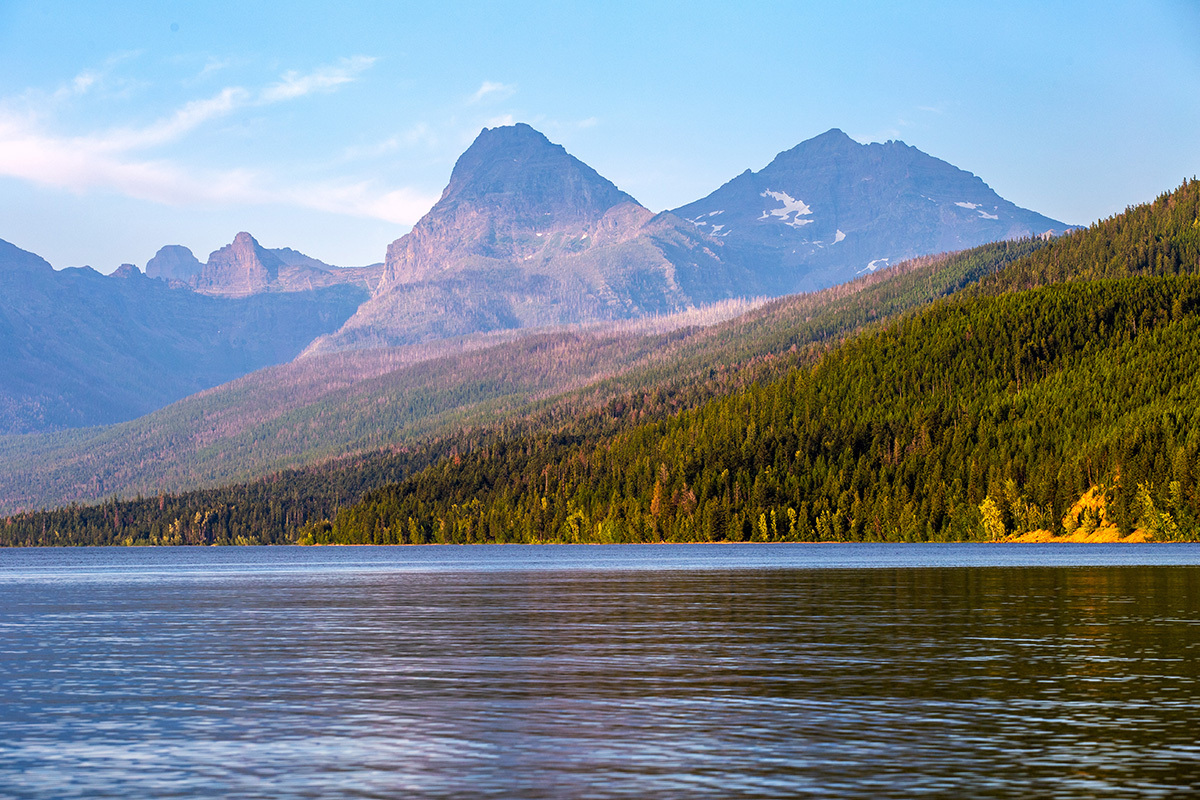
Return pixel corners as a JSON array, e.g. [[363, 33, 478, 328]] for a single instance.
[[0, 238, 369, 433], [305, 179, 1195, 545], [0, 237, 1044, 520], [674, 128, 1071, 293], [4, 180, 1185, 545], [312, 124, 752, 351]]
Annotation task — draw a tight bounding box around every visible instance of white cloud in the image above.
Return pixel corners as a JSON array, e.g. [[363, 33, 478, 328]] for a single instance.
[[260, 55, 376, 103], [0, 55, 437, 226], [469, 81, 516, 104], [71, 71, 98, 95], [577, 117, 599, 129], [0, 116, 436, 224], [338, 123, 437, 162], [199, 58, 233, 79], [484, 113, 515, 128], [96, 87, 249, 151], [295, 183, 439, 224]]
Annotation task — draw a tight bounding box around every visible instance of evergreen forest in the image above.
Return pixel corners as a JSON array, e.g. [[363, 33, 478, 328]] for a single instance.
[[4, 179, 1199, 546]]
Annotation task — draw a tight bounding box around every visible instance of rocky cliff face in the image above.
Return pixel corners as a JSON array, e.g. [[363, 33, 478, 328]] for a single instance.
[[673, 128, 1072, 292], [192, 232, 285, 296], [382, 123, 641, 285], [314, 124, 750, 352], [145, 234, 383, 295], [145, 245, 204, 283]]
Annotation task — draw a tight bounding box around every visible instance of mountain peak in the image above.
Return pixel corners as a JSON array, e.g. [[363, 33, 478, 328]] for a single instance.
[[145, 245, 203, 282], [194, 232, 284, 296], [672, 129, 1071, 292], [769, 128, 861, 165], [0, 238, 55, 276], [109, 263, 144, 279], [436, 123, 638, 223], [382, 124, 643, 285]]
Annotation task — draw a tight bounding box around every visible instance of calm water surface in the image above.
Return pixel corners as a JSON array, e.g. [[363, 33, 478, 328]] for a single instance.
[[2, 543, 1199, 798]]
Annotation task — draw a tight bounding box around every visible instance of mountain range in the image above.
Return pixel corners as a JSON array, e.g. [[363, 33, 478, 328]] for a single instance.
[[673, 128, 1068, 292], [0, 124, 1070, 436], [5, 177, 1194, 542]]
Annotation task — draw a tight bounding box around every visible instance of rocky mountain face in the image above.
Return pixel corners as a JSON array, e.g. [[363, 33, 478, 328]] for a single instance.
[[193, 231, 284, 295], [0, 238, 369, 433], [145, 245, 204, 283], [146, 234, 383, 296], [673, 128, 1072, 293], [312, 124, 752, 351], [2, 123, 1074, 432]]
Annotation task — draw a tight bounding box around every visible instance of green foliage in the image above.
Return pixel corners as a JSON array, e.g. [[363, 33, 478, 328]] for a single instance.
[[307, 272, 1200, 545], [7, 179, 1200, 546], [0, 237, 1043, 515]]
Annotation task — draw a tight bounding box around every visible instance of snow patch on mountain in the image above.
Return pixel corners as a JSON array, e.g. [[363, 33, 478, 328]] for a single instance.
[[858, 257, 890, 274], [956, 201, 1000, 220], [758, 190, 814, 228], [833, 229, 846, 244]]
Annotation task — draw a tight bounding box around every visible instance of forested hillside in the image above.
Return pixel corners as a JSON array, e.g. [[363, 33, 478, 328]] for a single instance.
[[300, 181, 1200, 545], [0, 239, 1037, 515], [0, 238, 1042, 542], [4, 180, 1196, 546], [311, 273, 1199, 545]]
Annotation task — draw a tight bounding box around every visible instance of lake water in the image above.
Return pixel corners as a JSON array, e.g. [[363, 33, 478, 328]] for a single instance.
[[2, 543, 1200, 798]]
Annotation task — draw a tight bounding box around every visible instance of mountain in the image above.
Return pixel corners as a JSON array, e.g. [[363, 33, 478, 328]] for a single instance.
[[0, 237, 370, 433], [0, 124, 1075, 437], [311, 124, 1072, 352], [0, 238, 1042, 514], [145, 245, 204, 283], [146, 234, 384, 295], [310, 124, 752, 352], [193, 231, 285, 295], [673, 128, 1072, 292], [7, 178, 1192, 544]]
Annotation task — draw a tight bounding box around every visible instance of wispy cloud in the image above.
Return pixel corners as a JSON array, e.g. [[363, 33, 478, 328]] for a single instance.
[[469, 81, 516, 104], [96, 86, 249, 151], [338, 123, 437, 162], [196, 57, 235, 81], [49, 52, 143, 101], [261, 56, 375, 103], [0, 116, 436, 223], [0, 55, 437, 225]]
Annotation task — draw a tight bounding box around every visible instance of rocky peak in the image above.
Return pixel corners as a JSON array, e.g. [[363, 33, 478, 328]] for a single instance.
[[384, 124, 642, 285], [194, 232, 285, 296], [109, 263, 144, 279], [145, 245, 203, 282], [672, 128, 1071, 292], [437, 123, 637, 225]]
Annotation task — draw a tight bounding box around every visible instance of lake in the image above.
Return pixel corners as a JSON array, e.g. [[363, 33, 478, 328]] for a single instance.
[[2, 543, 1199, 798]]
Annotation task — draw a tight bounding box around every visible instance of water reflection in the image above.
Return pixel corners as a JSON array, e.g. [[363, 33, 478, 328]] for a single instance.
[[1, 550, 1199, 798]]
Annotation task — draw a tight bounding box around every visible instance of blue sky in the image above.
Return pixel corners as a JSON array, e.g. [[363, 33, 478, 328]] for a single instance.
[[1, 1, 1197, 271]]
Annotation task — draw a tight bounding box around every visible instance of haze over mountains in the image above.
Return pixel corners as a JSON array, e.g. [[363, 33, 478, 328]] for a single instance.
[[146, 232, 384, 295], [312, 124, 755, 352], [0, 237, 370, 434], [0, 124, 1071, 436]]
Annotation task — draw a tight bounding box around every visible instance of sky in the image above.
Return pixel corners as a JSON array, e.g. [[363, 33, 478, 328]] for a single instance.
[[0, 1, 1197, 272]]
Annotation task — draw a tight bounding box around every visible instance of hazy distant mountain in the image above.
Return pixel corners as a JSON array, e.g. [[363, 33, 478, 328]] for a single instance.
[[145, 245, 204, 283], [145, 234, 384, 295], [0, 237, 369, 433], [673, 128, 1072, 292], [312, 124, 751, 351], [0, 124, 1075, 433]]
